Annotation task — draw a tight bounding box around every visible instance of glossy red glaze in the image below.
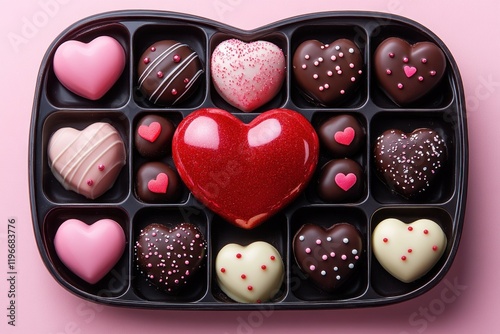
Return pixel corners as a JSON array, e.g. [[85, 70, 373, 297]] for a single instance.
[[173, 108, 319, 229]]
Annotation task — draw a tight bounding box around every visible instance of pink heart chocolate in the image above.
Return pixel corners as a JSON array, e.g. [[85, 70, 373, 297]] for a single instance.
[[173, 108, 319, 229], [53, 36, 126, 100], [211, 39, 286, 112], [54, 219, 126, 284], [47, 122, 126, 199]]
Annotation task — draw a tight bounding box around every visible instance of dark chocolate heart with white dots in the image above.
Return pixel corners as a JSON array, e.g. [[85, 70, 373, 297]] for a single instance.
[[374, 37, 446, 105], [135, 223, 207, 294], [293, 39, 363, 106], [293, 223, 363, 292], [374, 128, 447, 198]]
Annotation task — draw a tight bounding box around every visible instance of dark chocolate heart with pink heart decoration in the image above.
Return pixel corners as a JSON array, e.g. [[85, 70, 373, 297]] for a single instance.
[[172, 108, 319, 229], [134, 223, 207, 294], [293, 223, 363, 292], [317, 114, 365, 157], [293, 39, 363, 106], [374, 37, 446, 105]]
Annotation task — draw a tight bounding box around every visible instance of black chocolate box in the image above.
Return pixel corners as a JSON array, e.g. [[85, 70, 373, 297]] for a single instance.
[[29, 11, 467, 309]]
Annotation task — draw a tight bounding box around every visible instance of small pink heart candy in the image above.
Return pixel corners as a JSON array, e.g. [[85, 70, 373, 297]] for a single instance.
[[334, 127, 355, 146], [147, 172, 169, 194], [138, 121, 162, 143], [334, 173, 357, 191], [53, 36, 126, 100], [403, 65, 417, 78], [54, 219, 126, 284]]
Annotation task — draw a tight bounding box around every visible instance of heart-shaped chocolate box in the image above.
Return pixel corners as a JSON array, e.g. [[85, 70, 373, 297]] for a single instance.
[[30, 11, 467, 309]]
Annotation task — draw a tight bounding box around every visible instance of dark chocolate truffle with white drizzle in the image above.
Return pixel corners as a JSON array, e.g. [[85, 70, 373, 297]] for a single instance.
[[138, 40, 203, 106]]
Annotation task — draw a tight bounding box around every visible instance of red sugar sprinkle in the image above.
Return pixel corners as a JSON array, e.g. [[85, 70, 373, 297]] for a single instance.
[[389, 52, 394, 58], [408, 226, 413, 231], [424, 229, 429, 234], [143, 57, 150, 64], [401, 256, 407, 261], [247, 286, 253, 291], [236, 253, 242, 259], [261, 265, 267, 270], [383, 238, 388, 243], [241, 274, 246, 279], [157, 71, 164, 78], [432, 245, 438, 251], [408, 249, 413, 253], [150, 46, 156, 52], [86, 179, 94, 186], [171, 88, 178, 95], [270, 256, 276, 261], [173, 54, 181, 63], [220, 268, 226, 273], [98, 164, 105, 171]]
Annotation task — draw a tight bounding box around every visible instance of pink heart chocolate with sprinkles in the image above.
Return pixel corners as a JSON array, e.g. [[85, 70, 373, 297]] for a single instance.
[[135, 223, 206, 294]]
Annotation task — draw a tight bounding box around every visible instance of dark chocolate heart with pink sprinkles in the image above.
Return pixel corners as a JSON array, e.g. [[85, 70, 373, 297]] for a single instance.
[[135, 223, 206, 294]]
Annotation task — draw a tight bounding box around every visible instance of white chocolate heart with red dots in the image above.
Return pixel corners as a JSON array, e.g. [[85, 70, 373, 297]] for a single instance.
[[215, 241, 284, 303], [372, 218, 447, 283]]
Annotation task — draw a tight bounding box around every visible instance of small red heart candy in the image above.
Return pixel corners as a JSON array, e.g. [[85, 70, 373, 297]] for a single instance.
[[334, 127, 355, 146], [173, 108, 319, 229], [334, 173, 357, 191], [138, 121, 162, 143], [147, 172, 169, 193]]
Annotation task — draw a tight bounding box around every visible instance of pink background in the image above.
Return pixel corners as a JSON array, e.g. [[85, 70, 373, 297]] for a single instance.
[[1, 0, 499, 333]]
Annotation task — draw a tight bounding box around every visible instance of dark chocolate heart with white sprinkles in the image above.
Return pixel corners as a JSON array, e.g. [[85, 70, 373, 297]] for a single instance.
[[293, 39, 363, 106], [293, 223, 363, 292], [374, 37, 446, 105], [135, 223, 206, 294], [374, 128, 447, 198]]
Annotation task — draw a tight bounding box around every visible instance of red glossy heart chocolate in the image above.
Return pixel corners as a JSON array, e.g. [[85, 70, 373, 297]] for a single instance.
[[374, 37, 446, 105], [172, 108, 319, 229]]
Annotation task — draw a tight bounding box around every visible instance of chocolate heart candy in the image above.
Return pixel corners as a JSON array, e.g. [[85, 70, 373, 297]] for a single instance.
[[293, 39, 363, 106], [138, 40, 204, 106], [374, 128, 447, 198], [47, 122, 126, 199], [372, 218, 447, 283], [54, 219, 126, 284], [135, 114, 175, 158], [317, 114, 365, 157], [374, 37, 446, 105], [293, 223, 362, 292], [172, 108, 319, 229], [317, 159, 364, 203], [215, 241, 284, 303], [211, 39, 286, 112], [53, 36, 126, 100], [135, 162, 181, 203], [135, 223, 207, 294]]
